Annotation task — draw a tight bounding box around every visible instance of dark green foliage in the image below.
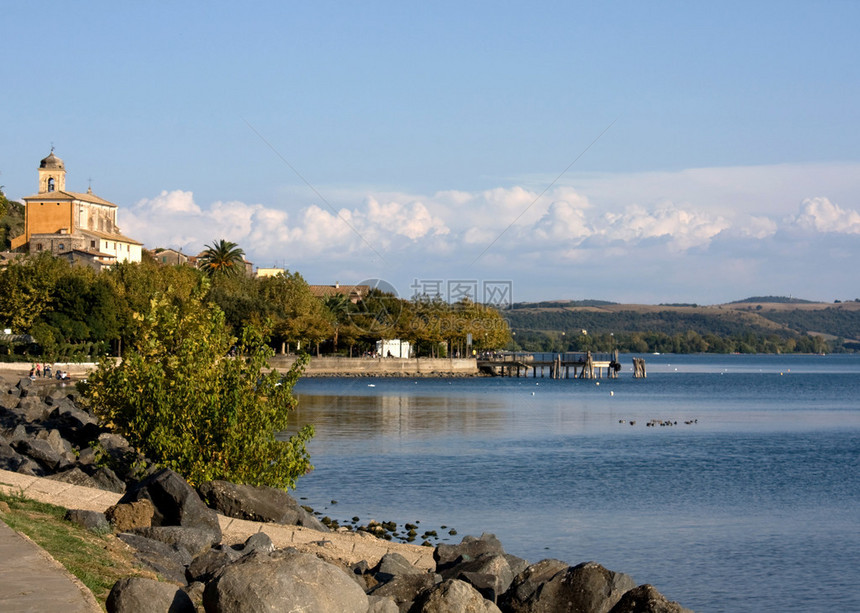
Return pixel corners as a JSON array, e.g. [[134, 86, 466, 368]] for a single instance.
[[730, 296, 815, 304], [80, 282, 314, 489], [198, 239, 246, 277], [762, 308, 860, 341], [0, 189, 25, 250]]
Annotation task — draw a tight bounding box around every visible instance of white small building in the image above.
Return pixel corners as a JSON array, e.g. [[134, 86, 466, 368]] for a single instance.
[[376, 339, 411, 358]]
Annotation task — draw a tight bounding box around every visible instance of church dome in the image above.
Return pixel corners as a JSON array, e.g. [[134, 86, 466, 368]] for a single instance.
[[40, 151, 65, 170]]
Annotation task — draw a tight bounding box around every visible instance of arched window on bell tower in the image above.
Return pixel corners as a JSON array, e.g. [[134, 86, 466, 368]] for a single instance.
[[47, 178, 55, 192]]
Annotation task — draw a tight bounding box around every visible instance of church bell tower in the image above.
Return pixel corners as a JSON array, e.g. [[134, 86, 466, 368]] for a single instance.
[[38, 148, 66, 193]]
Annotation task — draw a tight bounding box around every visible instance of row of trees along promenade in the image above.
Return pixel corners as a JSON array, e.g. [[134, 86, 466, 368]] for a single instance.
[[0, 240, 510, 363]]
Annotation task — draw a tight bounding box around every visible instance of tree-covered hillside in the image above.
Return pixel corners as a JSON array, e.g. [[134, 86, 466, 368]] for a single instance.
[[0, 189, 25, 250], [503, 301, 860, 353]]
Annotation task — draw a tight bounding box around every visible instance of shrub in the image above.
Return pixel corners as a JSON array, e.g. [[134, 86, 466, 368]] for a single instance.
[[80, 284, 314, 489]]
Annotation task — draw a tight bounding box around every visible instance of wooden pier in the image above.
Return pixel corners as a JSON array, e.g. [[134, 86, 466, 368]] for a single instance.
[[478, 351, 638, 379]]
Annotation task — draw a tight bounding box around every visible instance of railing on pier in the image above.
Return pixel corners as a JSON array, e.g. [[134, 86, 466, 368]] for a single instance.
[[477, 350, 640, 379]]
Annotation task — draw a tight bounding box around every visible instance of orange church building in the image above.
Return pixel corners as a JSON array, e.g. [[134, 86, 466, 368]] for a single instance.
[[11, 150, 142, 268]]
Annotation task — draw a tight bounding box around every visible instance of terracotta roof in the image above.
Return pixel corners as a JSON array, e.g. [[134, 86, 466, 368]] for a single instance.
[[22, 190, 117, 207]]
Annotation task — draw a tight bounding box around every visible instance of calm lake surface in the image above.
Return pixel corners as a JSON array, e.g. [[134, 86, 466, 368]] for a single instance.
[[289, 354, 860, 613]]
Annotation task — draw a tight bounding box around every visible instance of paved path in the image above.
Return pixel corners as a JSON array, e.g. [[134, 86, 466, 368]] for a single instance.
[[0, 469, 435, 609], [0, 519, 101, 613]]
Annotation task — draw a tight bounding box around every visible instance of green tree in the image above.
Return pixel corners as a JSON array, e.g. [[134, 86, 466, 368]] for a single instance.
[[0, 252, 68, 331], [322, 293, 351, 353], [80, 282, 314, 489], [260, 272, 332, 353], [198, 239, 246, 278]]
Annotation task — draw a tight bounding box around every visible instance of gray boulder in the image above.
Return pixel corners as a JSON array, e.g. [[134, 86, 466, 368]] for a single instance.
[[203, 549, 368, 613], [13, 438, 71, 471], [239, 531, 275, 555], [106, 577, 195, 613], [16, 377, 32, 395], [507, 561, 636, 613], [86, 465, 127, 493], [446, 553, 514, 603], [12, 396, 50, 423], [504, 554, 531, 579], [119, 468, 221, 544], [116, 532, 191, 585], [37, 428, 76, 460], [0, 389, 20, 410], [132, 526, 217, 559], [368, 595, 401, 613], [608, 584, 693, 613], [411, 578, 502, 612], [498, 558, 569, 611], [186, 547, 242, 583], [197, 479, 328, 531], [64, 509, 110, 533], [48, 467, 101, 488], [434, 533, 505, 573], [0, 439, 29, 472], [369, 573, 441, 613], [375, 551, 425, 583]]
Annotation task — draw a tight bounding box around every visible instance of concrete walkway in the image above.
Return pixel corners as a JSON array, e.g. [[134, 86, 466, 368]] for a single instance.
[[0, 469, 435, 610], [0, 519, 101, 613]]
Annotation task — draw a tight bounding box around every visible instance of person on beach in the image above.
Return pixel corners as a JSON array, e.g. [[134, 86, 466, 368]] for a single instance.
[[35, 363, 42, 378], [44, 364, 52, 378]]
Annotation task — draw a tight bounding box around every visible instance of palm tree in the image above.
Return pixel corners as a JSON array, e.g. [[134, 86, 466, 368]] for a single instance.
[[323, 293, 351, 353], [199, 239, 246, 277]]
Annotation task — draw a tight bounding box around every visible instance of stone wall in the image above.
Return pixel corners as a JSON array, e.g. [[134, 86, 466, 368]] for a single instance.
[[270, 356, 479, 376]]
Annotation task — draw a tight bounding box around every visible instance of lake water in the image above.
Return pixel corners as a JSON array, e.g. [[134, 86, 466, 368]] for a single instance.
[[288, 354, 860, 612]]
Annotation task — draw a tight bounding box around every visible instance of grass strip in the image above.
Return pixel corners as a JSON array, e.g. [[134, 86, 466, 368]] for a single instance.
[[0, 490, 153, 608]]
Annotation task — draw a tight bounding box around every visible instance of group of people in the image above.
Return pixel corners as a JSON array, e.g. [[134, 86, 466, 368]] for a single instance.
[[28, 363, 70, 381]]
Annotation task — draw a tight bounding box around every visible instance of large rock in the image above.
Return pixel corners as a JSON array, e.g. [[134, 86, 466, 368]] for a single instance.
[[368, 573, 441, 613], [186, 547, 242, 583], [37, 428, 75, 460], [411, 578, 502, 612], [106, 577, 195, 613], [0, 388, 20, 410], [445, 553, 514, 603], [10, 396, 50, 423], [608, 585, 693, 613], [499, 558, 569, 611], [368, 595, 401, 613], [106, 499, 155, 532], [13, 438, 71, 471], [132, 526, 217, 559], [116, 532, 191, 585], [434, 533, 505, 573], [119, 468, 221, 544], [506, 561, 636, 613], [203, 549, 368, 613], [86, 465, 127, 493], [0, 439, 29, 472], [197, 479, 328, 531], [64, 509, 110, 533], [374, 552, 425, 583]]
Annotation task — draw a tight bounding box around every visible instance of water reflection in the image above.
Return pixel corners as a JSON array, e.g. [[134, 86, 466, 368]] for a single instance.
[[290, 392, 509, 441]]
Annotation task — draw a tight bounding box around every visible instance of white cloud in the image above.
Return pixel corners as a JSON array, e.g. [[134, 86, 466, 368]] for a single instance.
[[790, 197, 860, 234], [118, 162, 860, 303], [597, 201, 730, 251]]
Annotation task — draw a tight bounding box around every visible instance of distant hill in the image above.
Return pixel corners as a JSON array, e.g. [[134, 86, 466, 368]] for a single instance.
[[730, 296, 815, 304], [510, 299, 617, 309], [502, 299, 860, 353]]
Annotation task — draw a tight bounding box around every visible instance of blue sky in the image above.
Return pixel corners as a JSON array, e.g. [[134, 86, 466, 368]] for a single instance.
[[3, 1, 859, 304]]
